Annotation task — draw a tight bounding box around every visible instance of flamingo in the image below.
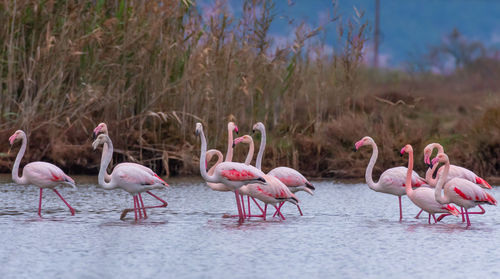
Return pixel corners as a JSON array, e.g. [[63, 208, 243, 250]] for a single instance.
[[414, 142, 492, 220], [252, 122, 315, 216], [233, 135, 299, 220], [195, 122, 267, 223], [354, 136, 426, 220], [9, 130, 76, 217], [92, 123, 169, 219], [400, 145, 460, 224], [432, 152, 496, 227], [92, 134, 168, 221]]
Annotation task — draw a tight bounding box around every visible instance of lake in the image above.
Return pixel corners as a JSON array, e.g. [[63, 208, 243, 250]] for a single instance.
[[0, 174, 499, 278]]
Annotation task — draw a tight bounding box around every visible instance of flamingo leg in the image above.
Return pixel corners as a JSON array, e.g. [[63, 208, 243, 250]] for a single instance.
[[38, 188, 43, 217], [432, 214, 437, 223], [245, 198, 266, 218], [240, 194, 247, 218], [467, 205, 486, 215], [234, 190, 244, 223], [120, 191, 168, 220], [461, 207, 465, 222], [273, 205, 286, 220], [273, 202, 284, 218], [428, 213, 431, 224], [263, 204, 267, 220], [52, 189, 75, 216], [465, 208, 471, 227], [415, 209, 423, 219], [133, 196, 138, 221], [398, 196, 403, 221], [137, 196, 143, 219], [296, 204, 303, 216], [138, 194, 147, 219], [247, 196, 251, 218]]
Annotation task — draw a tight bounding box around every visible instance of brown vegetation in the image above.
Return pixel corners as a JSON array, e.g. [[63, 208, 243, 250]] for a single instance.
[[1, 1, 500, 181]]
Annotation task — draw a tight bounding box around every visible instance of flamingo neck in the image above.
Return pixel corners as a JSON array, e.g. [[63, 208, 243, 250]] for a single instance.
[[425, 163, 439, 186], [244, 140, 254, 165], [435, 160, 450, 204], [365, 141, 380, 191], [97, 136, 117, 190], [199, 129, 218, 183], [255, 127, 266, 170], [12, 133, 28, 184], [404, 149, 414, 196], [208, 152, 223, 176], [225, 127, 234, 162]]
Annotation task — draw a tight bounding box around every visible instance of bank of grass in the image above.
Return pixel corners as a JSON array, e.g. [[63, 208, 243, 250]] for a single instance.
[[1, 1, 500, 180]]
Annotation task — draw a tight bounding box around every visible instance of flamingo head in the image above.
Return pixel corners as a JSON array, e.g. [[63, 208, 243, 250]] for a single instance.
[[400, 144, 413, 157], [431, 152, 449, 169], [252, 122, 264, 134], [93, 123, 108, 140], [423, 143, 444, 167], [228, 122, 238, 135], [9, 130, 24, 145], [354, 136, 373, 151], [233, 135, 253, 148], [195, 122, 203, 136], [92, 134, 108, 150]]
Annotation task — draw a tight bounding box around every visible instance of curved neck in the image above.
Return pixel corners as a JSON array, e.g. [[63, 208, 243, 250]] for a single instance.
[[225, 127, 234, 162], [98, 136, 117, 190], [435, 160, 450, 204], [199, 129, 218, 183], [244, 140, 255, 165], [425, 163, 439, 186], [365, 141, 380, 191], [208, 152, 223, 176], [404, 149, 414, 196], [255, 127, 266, 170], [12, 133, 27, 184]]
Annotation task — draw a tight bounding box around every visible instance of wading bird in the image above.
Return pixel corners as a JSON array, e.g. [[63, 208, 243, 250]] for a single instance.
[[354, 136, 426, 220], [252, 122, 314, 216], [93, 134, 168, 221], [196, 123, 267, 223], [432, 153, 496, 227], [9, 130, 76, 217], [401, 145, 459, 224]]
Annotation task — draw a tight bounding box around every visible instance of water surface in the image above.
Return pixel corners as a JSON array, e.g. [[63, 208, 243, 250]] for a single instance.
[[0, 174, 499, 278]]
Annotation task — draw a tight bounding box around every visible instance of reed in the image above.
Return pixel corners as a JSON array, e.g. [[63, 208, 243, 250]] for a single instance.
[[1, 1, 500, 180]]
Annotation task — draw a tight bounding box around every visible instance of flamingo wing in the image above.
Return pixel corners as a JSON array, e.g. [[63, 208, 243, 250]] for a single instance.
[[219, 162, 265, 182]]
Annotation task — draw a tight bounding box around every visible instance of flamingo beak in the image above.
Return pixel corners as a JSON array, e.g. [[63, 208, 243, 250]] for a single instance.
[[8, 134, 16, 145], [92, 127, 100, 140], [400, 147, 405, 157], [195, 129, 200, 136], [252, 129, 255, 134], [234, 126, 239, 134]]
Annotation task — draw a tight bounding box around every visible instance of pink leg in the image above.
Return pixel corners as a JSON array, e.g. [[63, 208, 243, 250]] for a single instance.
[[415, 209, 423, 219], [263, 204, 267, 220], [428, 213, 431, 224], [137, 196, 143, 219], [467, 205, 486, 215], [234, 190, 244, 223], [273, 202, 284, 218], [247, 198, 266, 218], [240, 194, 247, 218], [145, 191, 168, 208], [38, 188, 43, 217], [461, 207, 465, 222], [273, 205, 286, 220], [52, 189, 75, 216], [465, 208, 471, 227], [133, 196, 138, 221], [398, 196, 403, 221], [247, 196, 251, 217], [432, 214, 437, 223], [296, 204, 303, 216], [138, 194, 147, 219]]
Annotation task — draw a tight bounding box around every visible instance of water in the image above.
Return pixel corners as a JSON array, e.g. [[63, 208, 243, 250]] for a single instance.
[[0, 174, 499, 279]]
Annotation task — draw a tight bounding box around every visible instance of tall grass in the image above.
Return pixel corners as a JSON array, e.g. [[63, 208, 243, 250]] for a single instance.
[[1, 1, 500, 180]]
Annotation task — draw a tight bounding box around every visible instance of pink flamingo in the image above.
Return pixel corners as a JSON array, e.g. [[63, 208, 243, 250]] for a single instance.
[[9, 130, 76, 217], [92, 134, 168, 221], [432, 152, 497, 227], [354, 136, 426, 220], [414, 142, 492, 219], [233, 135, 299, 220], [92, 123, 168, 219], [400, 145, 460, 224], [196, 123, 267, 223], [252, 122, 314, 216]]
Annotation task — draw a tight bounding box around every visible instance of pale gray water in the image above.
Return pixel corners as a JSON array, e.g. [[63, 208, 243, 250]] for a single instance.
[[0, 174, 499, 279]]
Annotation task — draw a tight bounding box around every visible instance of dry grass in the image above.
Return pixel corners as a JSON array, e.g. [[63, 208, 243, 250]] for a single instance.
[[1, 1, 500, 180]]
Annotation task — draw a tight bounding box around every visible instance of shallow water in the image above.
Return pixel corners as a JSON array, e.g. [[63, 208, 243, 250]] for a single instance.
[[0, 174, 499, 279]]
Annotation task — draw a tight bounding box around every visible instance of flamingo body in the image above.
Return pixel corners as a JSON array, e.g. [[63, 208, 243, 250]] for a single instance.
[[407, 187, 459, 215], [376, 166, 425, 196], [442, 178, 496, 209], [268, 167, 315, 195], [20, 162, 75, 189], [239, 175, 299, 206]]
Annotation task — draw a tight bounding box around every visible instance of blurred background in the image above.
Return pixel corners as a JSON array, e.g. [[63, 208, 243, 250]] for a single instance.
[[1, 0, 500, 180]]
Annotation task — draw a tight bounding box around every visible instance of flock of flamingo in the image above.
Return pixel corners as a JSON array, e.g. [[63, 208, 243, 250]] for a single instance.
[[6, 121, 497, 227]]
